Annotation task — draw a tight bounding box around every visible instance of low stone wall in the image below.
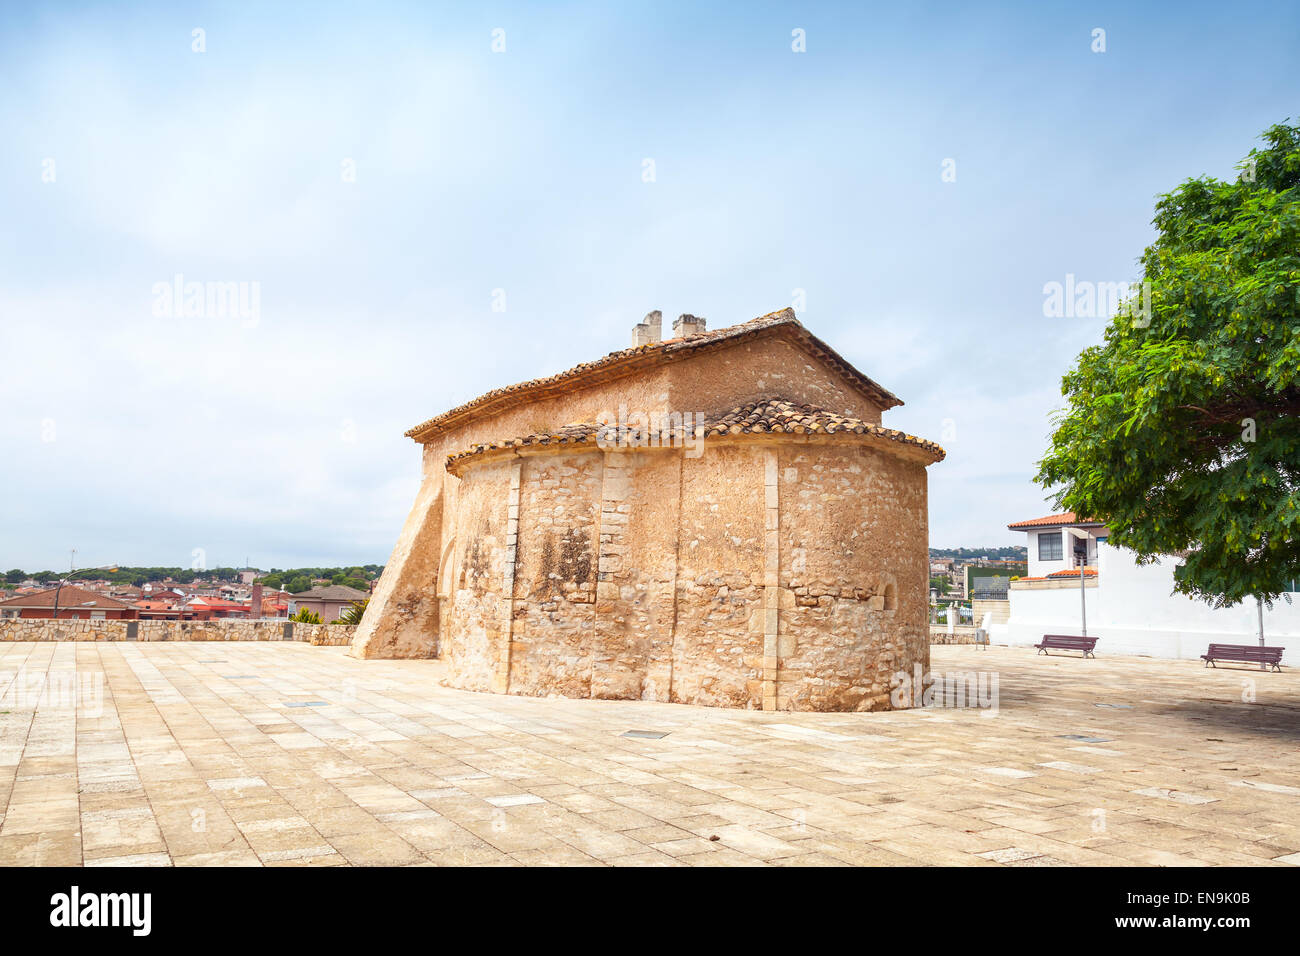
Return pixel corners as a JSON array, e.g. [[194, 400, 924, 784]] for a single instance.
[[0, 619, 356, 646], [929, 625, 984, 644]]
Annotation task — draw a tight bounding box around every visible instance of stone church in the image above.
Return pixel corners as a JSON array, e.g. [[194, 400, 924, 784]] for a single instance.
[[350, 308, 944, 711]]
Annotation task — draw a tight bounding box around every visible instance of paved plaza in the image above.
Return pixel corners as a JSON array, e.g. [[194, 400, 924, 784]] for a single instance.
[[1, 641, 1298, 866]]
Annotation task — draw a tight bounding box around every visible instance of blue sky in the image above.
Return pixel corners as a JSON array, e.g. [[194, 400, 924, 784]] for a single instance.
[[2, 0, 1298, 571]]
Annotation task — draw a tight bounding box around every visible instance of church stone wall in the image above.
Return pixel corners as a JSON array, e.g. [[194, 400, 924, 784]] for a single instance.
[[665, 335, 884, 426], [439, 458, 512, 692], [434, 435, 929, 711], [506, 452, 602, 699], [349, 328, 892, 663], [774, 444, 930, 711], [669, 444, 767, 707]]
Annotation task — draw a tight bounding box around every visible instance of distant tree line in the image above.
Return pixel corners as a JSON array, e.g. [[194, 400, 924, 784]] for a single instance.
[[259, 567, 381, 594], [3, 565, 383, 594], [928, 547, 1027, 560]]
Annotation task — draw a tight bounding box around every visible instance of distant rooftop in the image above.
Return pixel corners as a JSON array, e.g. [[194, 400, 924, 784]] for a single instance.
[[1007, 512, 1105, 530], [0, 585, 132, 610], [291, 585, 368, 601]]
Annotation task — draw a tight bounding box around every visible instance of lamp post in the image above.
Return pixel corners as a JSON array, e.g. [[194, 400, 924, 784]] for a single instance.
[[1257, 596, 1266, 672], [50, 562, 119, 620], [1066, 528, 1090, 638]]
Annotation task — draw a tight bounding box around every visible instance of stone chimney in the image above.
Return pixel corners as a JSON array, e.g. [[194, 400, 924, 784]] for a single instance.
[[673, 313, 707, 338], [631, 310, 662, 347], [250, 583, 263, 620]]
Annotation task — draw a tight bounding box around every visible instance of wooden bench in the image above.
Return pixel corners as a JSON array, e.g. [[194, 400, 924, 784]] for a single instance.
[[1035, 634, 1098, 658], [1200, 644, 1284, 672]]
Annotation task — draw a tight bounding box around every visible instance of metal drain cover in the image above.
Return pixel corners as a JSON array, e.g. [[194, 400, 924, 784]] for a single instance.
[[622, 730, 669, 739]]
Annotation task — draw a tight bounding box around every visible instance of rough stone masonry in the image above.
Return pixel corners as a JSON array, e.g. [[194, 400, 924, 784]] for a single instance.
[[350, 308, 944, 711]]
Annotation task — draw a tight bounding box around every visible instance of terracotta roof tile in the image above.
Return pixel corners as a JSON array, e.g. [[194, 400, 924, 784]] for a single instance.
[[406, 309, 903, 442], [446, 399, 945, 470], [187, 596, 246, 608], [290, 585, 369, 601], [0, 585, 131, 610], [1047, 567, 1099, 577], [1007, 512, 1104, 530], [1017, 568, 1100, 582]]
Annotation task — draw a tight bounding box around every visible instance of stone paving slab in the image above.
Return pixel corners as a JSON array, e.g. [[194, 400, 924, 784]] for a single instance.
[[0, 642, 1298, 866]]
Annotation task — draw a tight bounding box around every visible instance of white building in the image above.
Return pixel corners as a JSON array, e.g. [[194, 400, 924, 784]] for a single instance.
[[995, 511, 1299, 662]]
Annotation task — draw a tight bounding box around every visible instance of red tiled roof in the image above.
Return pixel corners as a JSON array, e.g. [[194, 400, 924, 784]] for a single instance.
[[1017, 568, 1100, 582], [290, 585, 369, 601], [0, 586, 132, 610], [445, 398, 945, 472], [188, 596, 246, 608], [1007, 512, 1104, 530], [405, 309, 904, 443]]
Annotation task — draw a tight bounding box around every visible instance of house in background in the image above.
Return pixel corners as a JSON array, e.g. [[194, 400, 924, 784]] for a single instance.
[[186, 595, 251, 620], [996, 511, 1300, 660], [109, 584, 144, 602], [143, 585, 186, 603], [260, 591, 290, 618], [133, 600, 192, 621], [0, 585, 138, 620], [288, 585, 368, 622]]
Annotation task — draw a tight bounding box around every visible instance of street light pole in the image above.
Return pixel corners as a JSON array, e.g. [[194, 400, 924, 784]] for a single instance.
[[1079, 551, 1087, 638], [50, 562, 118, 620], [1257, 596, 1266, 671]]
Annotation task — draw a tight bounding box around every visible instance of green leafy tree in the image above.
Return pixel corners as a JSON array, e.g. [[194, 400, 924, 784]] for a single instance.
[[289, 606, 322, 624], [1038, 121, 1300, 607]]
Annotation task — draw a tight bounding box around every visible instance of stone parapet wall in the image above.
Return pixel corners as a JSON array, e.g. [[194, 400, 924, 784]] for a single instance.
[[929, 625, 983, 644], [0, 619, 356, 646]]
